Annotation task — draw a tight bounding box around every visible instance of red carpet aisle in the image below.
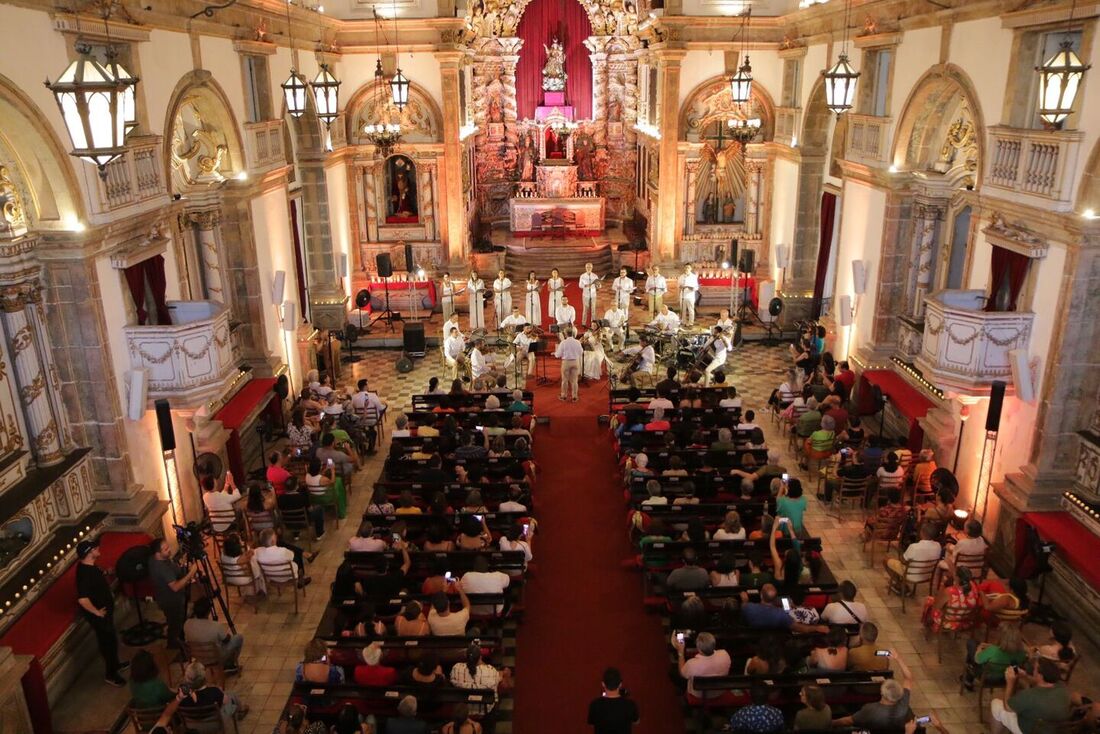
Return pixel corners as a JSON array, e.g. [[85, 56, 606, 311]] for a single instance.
[[512, 367, 685, 734]]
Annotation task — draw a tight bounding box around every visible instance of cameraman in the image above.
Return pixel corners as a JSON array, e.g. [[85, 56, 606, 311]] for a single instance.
[[149, 538, 199, 648]]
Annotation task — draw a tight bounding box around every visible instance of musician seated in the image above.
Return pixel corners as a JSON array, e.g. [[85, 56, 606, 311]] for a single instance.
[[649, 304, 681, 333], [469, 340, 491, 380], [500, 307, 527, 330]]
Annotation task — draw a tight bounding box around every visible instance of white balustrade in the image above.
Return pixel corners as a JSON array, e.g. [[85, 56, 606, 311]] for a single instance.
[[96, 136, 165, 212], [985, 125, 1083, 208], [244, 119, 287, 173], [845, 114, 891, 165], [123, 300, 236, 407], [775, 107, 801, 147], [916, 289, 1033, 394]]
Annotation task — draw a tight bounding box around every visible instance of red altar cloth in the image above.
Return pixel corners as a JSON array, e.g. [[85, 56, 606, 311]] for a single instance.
[[214, 377, 280, 478], [362, 279, 438, 312], [698, 276, 758, 306], [0, 531, 152, 734], [859, 370, 935, 451], [1016, 512, 1100, 591]]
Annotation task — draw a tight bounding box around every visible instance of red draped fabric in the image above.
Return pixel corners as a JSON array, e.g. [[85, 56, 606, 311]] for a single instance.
[[811, 191, 838, 319], [123, 262, 147, 325], [146, 254, 172, 325], [986, 245, 1030, 312], [515, 0, 593, 120]]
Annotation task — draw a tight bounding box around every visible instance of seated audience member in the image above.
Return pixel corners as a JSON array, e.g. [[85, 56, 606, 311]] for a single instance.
[[961, 625, 1027, 690], [674, 631, 732, 701], [405, 653, 446, 687], [332, 561, 364, 600], [395, 601, 431, 637], [770, 517, 808, 589], [923, 486, 957, 527], [666, 548, 710, 593], [821, 580, 869, 625], [286, 408, 316, 451], [347, 521, 387, 552], [710, 427, 737, 452], [423, 523, 456, 553], [661, 455, 688, 477], [796, 398, 822, 438], [911, 448, 937, 496], [729, 685, 784, 733], [499, 522, 534, 567], [713, 511, 745, 540], [833, 649, 914, 729], [392, 415, 413, 437], [184, 596, 245, 672], [718, 386, 742, 409], [266, 451, 293, 494], [859, 487, 905, 539], [737, 410, 760, 432], [456, 515, 492, 549], [775, 478, 808, 534], [847, 623, 891, 672], [923, 565, 980, 632], [741, 585, 828, 633], [794, 685, 832, 731], [587, 667, 639, 734], [671, 482, 700, 506], [455, 432, 488, 460], [428, 585, 472, 636], [461, 554, 511, 612], [395, 490, 423, 515], [274, 477, 325, 540], [1033, 620, 1078, 672], [745, 639, 786, 676], [255, 528, 311, 588], [201, 470, 241, 532], [316, 431, 358, 476], [709, 552, 739, 587], [128, 649, 175, 709], [441, 703, 483, 734], [178, 660, 248, 720], [786, 588, 821, 625], [742, 551, 774, 588], [944, 519, 988, 571], [449, 644, 509, 711], [296, 638, 344, 684], [876, 451, 906, 497], [354, 641, 399, 686], [808, 627, 849, 672], [644, 407, 671, 432], [305, 456, 347, 519], [386, 695, 429, 734], [221, 533, 265, 595], [885, 522, 943, 587], [991, 658, 1072, 734], [806, 413, 837, 455], [507, 389, 531, 413]]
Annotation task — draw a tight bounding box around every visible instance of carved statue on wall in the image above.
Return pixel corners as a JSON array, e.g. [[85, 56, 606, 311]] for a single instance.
[[0, 165, 27, 233], [170, 98, 230, 187], [542, 38, 567, 92], [938, 115, 978, 173], [722, 195, 736, 223], [517, 131, 537, 181], [386, 155, 418, 222], [703, 193, 717, 224], [486, 79, 505, 124]]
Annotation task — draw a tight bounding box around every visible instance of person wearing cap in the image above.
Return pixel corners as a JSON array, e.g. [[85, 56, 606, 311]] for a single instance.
[[76, 538, 129, 686]]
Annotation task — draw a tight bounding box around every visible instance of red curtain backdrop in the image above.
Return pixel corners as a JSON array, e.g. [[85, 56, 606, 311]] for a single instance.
[[123, 262, 147, 325], [986, 245, 1030, 311], [515, 0, 593, 120], [147, 254, 171, 324], [811, 191, 838, 318]]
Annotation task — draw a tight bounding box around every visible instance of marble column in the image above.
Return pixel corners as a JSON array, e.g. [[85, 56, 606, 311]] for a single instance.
[[745, 160, 762, 239], [585, 36, 610, 123], [186, 209, 225, 303], [908, 202, 944, 319], [435, 50, 467, 262], [0, 282, 63, 465], [684, 159, 700, 237], [654, 48, 686, 262], [420, 159, 438, 243]]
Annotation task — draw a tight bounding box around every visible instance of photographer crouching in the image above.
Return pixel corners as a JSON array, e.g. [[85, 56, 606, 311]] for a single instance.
[[148, 537, 200, 648]]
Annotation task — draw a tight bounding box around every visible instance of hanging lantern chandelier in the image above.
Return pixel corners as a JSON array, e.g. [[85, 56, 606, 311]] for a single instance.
[[727, 116, 762, 143], [45, 4, 138, 176], [1036, 0, 1090, 129], [822, 0, 860, 115], [281, 0, 308, 118], [387, 0, 412, 110], [364, 59, 402, 157], [312, 63, 341, 127], [729, 9, 753, 104]]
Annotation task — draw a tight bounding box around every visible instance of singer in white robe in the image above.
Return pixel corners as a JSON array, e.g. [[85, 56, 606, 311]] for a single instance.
[[612, 268, 634, 313], [492, 271, 512, 328], [467, 274, 486, 331], [579, 263, 600, 327], [645, 267, 667, 318], [524, 274, 542, 326], [546, 271, 565, 321], [440, 274, 459, 322], [678, 265, 699, 326]]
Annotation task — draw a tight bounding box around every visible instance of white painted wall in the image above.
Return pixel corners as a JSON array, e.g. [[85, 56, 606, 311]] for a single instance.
[[679, 49, 727, 108], [199, 36, 250, 136], [249, 184, 302, 386], [325, 159, 353, 302], [890, 26, 941, 122], [948, 17, 1012, 130], [143, 30, 197, 137], [769, 156, 798, 284], [832, 179, 885, 355]]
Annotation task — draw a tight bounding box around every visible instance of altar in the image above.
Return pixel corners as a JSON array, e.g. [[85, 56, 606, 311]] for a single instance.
[[509, 197, 606, 235]]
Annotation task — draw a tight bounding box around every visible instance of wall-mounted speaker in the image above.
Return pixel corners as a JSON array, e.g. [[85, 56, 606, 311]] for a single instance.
[[986, 380, 1007, 432], [758, 281, 777, 323], [126, 369, 148, 421], [1009, 349, 1034, 403], [838, 295, 853, 326], [281, 301, 297, 331], [154, 398, 176, 452], [272, 270, 286, 305], [852, 260, 868, 295], [339, 253, 349, 278], [376, 253, 393, 278], [775, 244, 790, 269]]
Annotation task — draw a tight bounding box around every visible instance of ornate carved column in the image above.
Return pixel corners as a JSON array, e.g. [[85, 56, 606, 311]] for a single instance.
[[654, 48, 686, 261], [745, 159, 763, 239], [184, 209, 226, 303], [585, 36, 611, 122], [684, 159, 700, 237], [0, 282, 63, 466], [908, 201, 944, 318], [435, 50, 467, 262], [420, 159, 438, 243]]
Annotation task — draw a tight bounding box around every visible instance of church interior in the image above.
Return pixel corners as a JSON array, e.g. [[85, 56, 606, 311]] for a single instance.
[[1, 0, 1100, 732]]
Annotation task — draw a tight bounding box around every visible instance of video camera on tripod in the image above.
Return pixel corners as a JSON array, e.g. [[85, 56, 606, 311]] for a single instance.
[[173, 521, 210, 564]]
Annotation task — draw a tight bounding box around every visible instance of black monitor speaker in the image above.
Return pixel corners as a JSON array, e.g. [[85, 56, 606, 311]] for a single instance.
[[738, 248, 755, 273], [154, 399, 175, 452], [403, 322, 426, 356], [986, 380, 1006, 432], [376, 253, 393, 278]]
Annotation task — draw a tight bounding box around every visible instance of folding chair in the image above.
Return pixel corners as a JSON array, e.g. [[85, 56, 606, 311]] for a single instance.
[[257, 558, 304, 614], [887, 556, 939, 613], [218, 555, 262, 612], [184, 639, 227, 688], [127, 705, 168, 734], [927, 604, 980, 662], [831, 475, 870, 518], [178, 702, 239, 733], [204, 508, 239, 557], [862, 511, 903, 567]]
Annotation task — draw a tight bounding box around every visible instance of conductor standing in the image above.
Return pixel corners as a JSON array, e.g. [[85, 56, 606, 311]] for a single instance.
[[76, 538, 129, 686]]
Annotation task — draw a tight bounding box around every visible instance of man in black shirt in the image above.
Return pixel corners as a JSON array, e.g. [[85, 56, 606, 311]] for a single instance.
[[75, 539, 129, 686], [148, 538, 199, 648], [587, 667, 639, 734]]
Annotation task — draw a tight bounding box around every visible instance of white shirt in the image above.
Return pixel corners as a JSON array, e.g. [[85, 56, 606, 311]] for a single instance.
[[554, 336, 584, 360], [351, 390, 387, 422], [467, 278, 485, 296], [255, 544, 297, 579], [579, 271, 600, 295], [612, 276, 634, 295], [623, 344, 656, 372], [555, 305, 576, 325], [821, 600, 869, 625], [498, 500, 528, 513], [501, 313, 527, 328], [470, 347, 489, 378], [645, 274, 667, 294], [493, 277, 512, 294], [716, 317, 734, 333], [719, 397, 743, 408], [444, 335, 466, 360], [650, 310, 681, 333], [443, 319, 463, 341], [678, 271, 699, 292], [512, 332, 533, 351], [461, 570, 511, 595], [499, 537, 533, 563], [648, 397, 674, 410], [604, 308, 627, 329], [203, 489, 241, 531]]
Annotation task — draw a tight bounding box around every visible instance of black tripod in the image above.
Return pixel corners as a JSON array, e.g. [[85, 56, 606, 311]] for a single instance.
[[189, 551, 236, 634], [369, 276, 397, 333]]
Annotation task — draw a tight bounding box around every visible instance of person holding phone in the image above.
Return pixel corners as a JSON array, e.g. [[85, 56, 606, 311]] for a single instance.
[[587, 667, 639, 733], [833, 648, 914, 730], [776, 478, 808, 534], [674, 631, 731, 702], [428, 583, 472, 636], [305, 456, 347, 519]]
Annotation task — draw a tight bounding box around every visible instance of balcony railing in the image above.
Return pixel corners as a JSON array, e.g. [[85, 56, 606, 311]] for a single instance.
[[244, 120, 286, 174], [986, 126, 1083, 208], [124, 300, 236, 407], [775, 107, 801, 147], [96, 135, 165, 212], [916, 289, 1033, 394], [845, 114, 891, 165]]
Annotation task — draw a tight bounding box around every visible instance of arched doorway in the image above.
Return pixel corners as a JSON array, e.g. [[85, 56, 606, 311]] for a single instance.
[[792, 78, 835, 316]]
